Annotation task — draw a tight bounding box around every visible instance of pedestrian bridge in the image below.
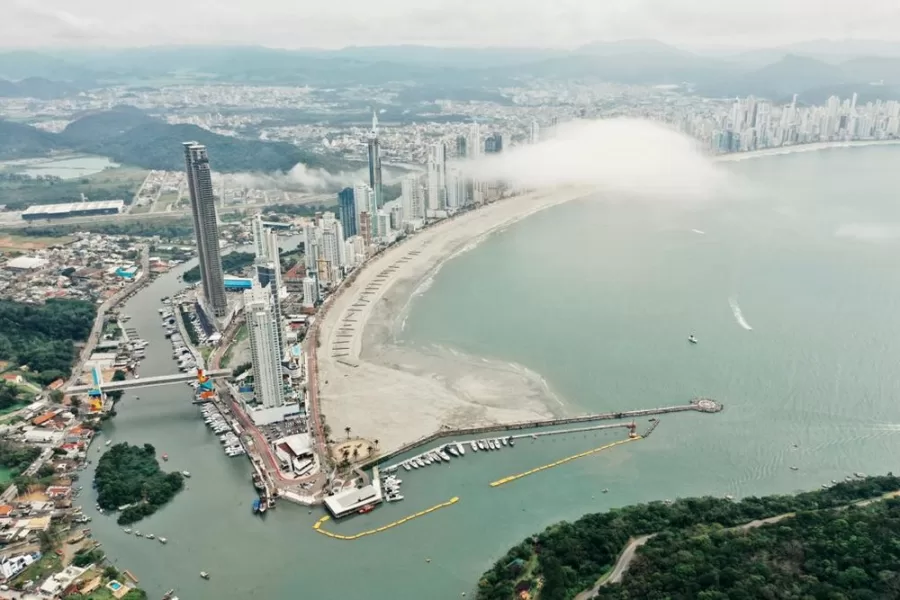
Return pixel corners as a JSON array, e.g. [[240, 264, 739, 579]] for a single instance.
[[67, 369, 232, 395]]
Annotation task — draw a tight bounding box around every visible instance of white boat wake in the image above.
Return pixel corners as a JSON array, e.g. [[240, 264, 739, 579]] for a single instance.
[[691, 228, 706, 235], [729, 297, 753, 331]]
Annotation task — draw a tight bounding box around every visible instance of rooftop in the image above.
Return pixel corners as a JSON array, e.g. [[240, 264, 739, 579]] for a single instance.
[[22, 200, 125, 216]]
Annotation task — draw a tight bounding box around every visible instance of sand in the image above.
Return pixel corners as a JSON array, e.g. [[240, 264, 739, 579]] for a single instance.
[[317, 186, 594, 453]]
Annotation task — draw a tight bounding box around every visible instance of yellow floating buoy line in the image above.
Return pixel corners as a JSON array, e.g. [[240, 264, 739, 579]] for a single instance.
[[313, 496, 460, 541], [490, 436, 642, 488]]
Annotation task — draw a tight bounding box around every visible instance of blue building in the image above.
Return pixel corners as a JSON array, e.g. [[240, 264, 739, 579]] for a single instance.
[[224, 276, 253, 290], [338, 187, 357, 237]]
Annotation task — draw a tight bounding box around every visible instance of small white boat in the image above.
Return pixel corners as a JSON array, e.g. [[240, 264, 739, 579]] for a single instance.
[[477, 441, 486, 450], [410, 461, 419, 469], [181, 471, 191, 478], [431, 452, 442, 463], [105, 440, 112, 447], [447, 446, 459, 457], [456, 442, 465, 456], [488, 440, 496, 450], [402, 463, 411, 471], [470, 441, 478, 452], [501, 438, 508, 447], [688, 334, 698, 344], [438, 451, 451, 462], [200, 571, 210, 580], [159, 537, 168, 544], [145, 533, 155, 540], [123, 528, 132, 534]]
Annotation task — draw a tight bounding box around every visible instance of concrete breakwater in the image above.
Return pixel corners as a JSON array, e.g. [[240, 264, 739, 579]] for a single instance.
[[361, 398, 722, 471]]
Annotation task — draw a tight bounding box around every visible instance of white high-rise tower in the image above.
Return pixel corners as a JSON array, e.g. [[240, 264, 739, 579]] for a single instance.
[[244, 285, 284, 409]]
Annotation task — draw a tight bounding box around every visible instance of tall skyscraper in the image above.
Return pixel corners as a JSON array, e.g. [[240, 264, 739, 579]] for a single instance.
[[426, 142, 446, 213], [530, 120, 540, 144], [183, 142, 227, 318], [401, 174, 424, 221], [468, 121, 482, 159], [337, 187, 357, 237], [485, 133, 503, 154], [456, 135, 467, 158], [244, 285, 285, 409], [367, 112, 383, 209], [252, 217, 284, 355]]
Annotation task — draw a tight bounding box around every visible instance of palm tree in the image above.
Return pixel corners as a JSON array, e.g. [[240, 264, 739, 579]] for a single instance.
[[344, 426, 351, 440], [374, 439, 379, 448], [352, 448, 359, 460]]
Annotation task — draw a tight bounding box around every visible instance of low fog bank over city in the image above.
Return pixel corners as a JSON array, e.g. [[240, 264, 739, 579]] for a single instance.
[[460, 118, 727, 202]]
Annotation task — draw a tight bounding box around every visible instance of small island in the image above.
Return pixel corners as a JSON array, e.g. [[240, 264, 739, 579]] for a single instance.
[[94, 443, 184, 525], [477, 475, 900, 600]]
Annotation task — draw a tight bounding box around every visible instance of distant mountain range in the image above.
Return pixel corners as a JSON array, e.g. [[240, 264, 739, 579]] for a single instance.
[[2, 39, 900, 104], [0, 106, 346, 172]]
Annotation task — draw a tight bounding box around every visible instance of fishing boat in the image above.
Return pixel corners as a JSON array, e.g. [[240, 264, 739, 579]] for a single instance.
[[162, 454, 169, 461], [688, 334, 698, 344], [252, 499, 261, 513], [358, 504, 375, 514], [200, 572, 210, 580]]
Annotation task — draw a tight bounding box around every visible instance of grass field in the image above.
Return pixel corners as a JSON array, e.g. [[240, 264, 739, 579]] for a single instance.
[[155, 191, 180, 212], [0, 233, 75, 251], [0, 166, 148, 209]]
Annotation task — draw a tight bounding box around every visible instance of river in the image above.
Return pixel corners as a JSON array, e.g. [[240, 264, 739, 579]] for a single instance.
[[78, 146, 900, 599]]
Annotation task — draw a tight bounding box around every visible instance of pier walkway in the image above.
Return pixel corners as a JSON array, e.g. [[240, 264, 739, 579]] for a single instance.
[[66, 369, 232, 394]]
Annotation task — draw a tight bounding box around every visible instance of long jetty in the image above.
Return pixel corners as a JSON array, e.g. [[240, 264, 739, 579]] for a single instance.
[[361, 398, 722, 471]]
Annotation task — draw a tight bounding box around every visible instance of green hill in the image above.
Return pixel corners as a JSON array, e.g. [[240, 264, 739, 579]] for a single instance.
[[477, 476, 900, 600], [1, 107, 347, 173]]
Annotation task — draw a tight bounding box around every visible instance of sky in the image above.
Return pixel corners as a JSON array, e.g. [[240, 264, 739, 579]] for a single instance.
[[5, 0, 900, 50]]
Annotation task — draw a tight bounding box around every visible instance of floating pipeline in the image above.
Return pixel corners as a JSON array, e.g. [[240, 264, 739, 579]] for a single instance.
[[490, 437, 642, 488], [313, 497, 460, 541]]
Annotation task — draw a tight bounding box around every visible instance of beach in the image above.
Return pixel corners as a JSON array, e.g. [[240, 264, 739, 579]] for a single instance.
[[317, 186, 594, 452], [714, 139, 900, 162]]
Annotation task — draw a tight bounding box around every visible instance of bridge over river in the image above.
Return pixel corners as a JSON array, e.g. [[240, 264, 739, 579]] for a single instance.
[[67, 368, 232, 395]]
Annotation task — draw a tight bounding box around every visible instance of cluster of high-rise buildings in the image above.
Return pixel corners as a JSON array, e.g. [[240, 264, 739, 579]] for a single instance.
[[184, 142, 303, 423], [333, 116, 541, 253], [678, 94, 900, 154]]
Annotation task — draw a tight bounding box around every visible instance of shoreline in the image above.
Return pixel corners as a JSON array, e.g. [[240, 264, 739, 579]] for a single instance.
[[318, 139, 900, 456], [712, 139, 900, 162], [317, 186, 595, 453]]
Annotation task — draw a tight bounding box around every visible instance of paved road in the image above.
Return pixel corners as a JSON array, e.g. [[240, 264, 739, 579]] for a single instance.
[[65, 246, 150, 391], [575, 490, 900, 598]]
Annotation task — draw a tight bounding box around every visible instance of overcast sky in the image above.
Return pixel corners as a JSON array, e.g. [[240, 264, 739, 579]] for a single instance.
[[5, 0, 900, 50]]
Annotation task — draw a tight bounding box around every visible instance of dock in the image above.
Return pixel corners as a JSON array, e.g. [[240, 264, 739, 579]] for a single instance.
[[364, 398, 722, 471]]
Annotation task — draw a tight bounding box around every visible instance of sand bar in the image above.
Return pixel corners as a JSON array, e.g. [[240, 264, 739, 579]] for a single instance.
[[318, 186, 594, 453]]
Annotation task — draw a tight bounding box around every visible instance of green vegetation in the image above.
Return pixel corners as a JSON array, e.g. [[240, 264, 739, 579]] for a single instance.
[[0, 381, 33, 413], [232, 361, 252, 378], [267, 202, 335, 217], [11, 552, 60, 587], [106, 369, 127, 402], [0, 167, 147, 210], [183, 251, 254, 283], [0, 299, 96, 383], [71, 548, 105, 568], [595, 498, 900, 600], [220, 324, 247, 368], [477, 475, 900, 600], [7, 216, 196, 240], [0, 441, 40, 479], [2, 107, 348, 174], [94, 443, 184, 525]]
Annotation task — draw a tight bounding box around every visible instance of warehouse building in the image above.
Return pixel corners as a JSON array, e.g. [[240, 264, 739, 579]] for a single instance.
[[22, 200, 125, 221]]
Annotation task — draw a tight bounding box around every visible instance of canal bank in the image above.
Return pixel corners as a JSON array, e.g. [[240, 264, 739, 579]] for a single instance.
[[73, 246, 707, 600]]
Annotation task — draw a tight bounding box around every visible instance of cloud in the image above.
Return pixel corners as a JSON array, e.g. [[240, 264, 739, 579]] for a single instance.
[[459, 118, 727, 203], [2, 0, 900, 49], [230, 163, 370, 193]]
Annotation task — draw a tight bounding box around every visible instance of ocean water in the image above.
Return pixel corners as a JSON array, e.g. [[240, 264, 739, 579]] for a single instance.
[[80, 146, 900, 600]]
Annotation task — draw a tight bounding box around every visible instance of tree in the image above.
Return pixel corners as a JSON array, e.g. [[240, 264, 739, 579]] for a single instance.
[[49, 389, 64, 404], [344, 426, 351, 440], [104, 566, 120, 580]]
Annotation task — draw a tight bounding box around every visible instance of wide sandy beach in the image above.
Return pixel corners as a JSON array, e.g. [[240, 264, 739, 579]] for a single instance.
[[317, 186, 594, 452]]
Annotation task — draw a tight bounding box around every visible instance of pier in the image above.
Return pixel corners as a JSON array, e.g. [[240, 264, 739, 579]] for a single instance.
[[364, 398, 722, 471]]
